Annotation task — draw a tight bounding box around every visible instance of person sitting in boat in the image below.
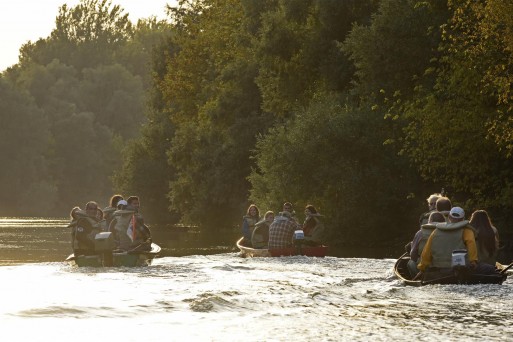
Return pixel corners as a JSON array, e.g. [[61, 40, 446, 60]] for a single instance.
[[68, 206, 81, 244], [251, 210, 274, 249], [416, 207, 479, 280], [469, 210, 499, 268], [70, 201, 103, 256], [282, 202, 299, 223], [268, 211, 301, 249], [241, 204, 260, 247], [418, 193, 441, 228], [109, 196, 152, 251], [407, 211, 446, 277], [302, 205, 325, 246], [435, 196, 452, 221], [103, 194, 124, 227]]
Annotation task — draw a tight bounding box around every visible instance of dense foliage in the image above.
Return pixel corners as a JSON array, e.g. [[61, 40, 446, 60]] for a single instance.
[[3, 0, 513, 247], [0, 0, 172, 218]]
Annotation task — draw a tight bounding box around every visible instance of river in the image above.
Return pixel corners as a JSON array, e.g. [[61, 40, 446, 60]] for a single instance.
[[1, 218, 512, 341]]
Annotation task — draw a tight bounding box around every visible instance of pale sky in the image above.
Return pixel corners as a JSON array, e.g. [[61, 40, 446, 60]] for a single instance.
[[0, 0, 175, 72]]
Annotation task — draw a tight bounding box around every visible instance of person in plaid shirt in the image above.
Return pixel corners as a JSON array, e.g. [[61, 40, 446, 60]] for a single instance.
[[268, 211, 301, 249]]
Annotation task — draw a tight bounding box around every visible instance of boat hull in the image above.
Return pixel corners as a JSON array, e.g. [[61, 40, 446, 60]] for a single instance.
[[394, 253, 507, 286], [66, 243, 161, 267], [236, 237, 328, 258]]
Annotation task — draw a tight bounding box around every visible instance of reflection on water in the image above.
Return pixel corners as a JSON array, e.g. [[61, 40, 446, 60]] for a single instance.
[[0, 218, 402, 265], [0, 217, 240, 265]]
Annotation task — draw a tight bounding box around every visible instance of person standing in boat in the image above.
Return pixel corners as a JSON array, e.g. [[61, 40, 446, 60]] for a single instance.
[[251, 210, 274, 249], [407, 211, 446, 277], [416, 207, 478, 279], [268, 211, 301, 249], [241, 204, 260, 247], [302, 205, 325, 246], [418, 193, 440, 227], [109, 196, 151, 251], [103, 194, 124, 227], [71, 201, 103, 256], [469, 210, 499, 267]]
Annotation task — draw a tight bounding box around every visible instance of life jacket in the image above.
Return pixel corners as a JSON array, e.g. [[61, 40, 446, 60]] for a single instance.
[[103, 206, 117, 225], [242, 215, 259, 241], [430, 220, 474, 268], [419, 210, 433, 226], [417, 223, 437, 258], [251, 219, 270, 249], [303, 216, 325, 244], [111, 209, 148, 250], [243, 216, 258, 229], [70, 210, 102, 253]]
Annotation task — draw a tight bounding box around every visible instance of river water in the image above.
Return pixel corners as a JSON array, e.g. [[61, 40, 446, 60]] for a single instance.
[[1, 218, 512, 341]]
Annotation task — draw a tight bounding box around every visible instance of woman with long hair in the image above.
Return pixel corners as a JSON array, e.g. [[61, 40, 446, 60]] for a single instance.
[[302, 204, 325, 246], [241, 204, 260, 246], [469, 210, 499, 266]]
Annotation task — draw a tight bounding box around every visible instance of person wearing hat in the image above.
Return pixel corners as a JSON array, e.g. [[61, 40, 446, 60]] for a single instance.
[[415, 206, 478, 280], [109, 196, 151, 251]]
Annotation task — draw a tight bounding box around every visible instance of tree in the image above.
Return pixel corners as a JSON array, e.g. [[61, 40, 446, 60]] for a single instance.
[[249, 92, 420, 244], [254, 0, 379, 117], [400, 0, 513, 215], [0, 77, 56, 215], [343, 0, 448, 100], [161, 0, 269, 227], [78, 64, 144, 139], [113, 17, 179, 223]]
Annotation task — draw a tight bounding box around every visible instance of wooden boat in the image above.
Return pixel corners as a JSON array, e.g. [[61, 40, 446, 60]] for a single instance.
[[66, 243, 161, 267], [394, 253, 507, 286], [236, 237, 328, 258]]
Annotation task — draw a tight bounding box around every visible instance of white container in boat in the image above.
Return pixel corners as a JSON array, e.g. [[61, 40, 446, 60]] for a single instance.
[[451, 249, 467, 267], [294, 230, 305, 240]]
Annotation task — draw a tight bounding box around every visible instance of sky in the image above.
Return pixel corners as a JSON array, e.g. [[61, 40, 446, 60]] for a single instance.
[[0, 0, 176, 72]]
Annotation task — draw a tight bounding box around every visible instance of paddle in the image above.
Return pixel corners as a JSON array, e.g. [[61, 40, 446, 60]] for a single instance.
[[500, 261, 513, 274]]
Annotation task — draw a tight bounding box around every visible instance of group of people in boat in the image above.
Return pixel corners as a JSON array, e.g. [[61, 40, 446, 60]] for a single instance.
[[407, 193, 500, 280], [241, 202, 325, 249], [68, 194, 152, 256]]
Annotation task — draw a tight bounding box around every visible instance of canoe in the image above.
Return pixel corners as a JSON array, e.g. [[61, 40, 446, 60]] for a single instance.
[[66, 243, 161, 267], [236, 237, 328, 258], [394, 253, 507, 286]]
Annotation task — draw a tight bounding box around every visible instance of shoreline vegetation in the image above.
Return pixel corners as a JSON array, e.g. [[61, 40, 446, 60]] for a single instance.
[[1, 1, 513, 253]]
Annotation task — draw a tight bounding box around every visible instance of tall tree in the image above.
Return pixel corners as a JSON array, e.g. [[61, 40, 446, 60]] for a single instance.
[[160, 0, 269, 227], [18, 0, 133, 70]]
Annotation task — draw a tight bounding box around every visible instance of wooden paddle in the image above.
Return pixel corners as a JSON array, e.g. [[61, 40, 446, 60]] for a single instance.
[[500, 261, 513, 274]]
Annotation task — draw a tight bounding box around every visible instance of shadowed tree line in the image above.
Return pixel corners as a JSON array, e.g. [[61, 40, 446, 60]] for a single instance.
[[2, 0, 513, 249]]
